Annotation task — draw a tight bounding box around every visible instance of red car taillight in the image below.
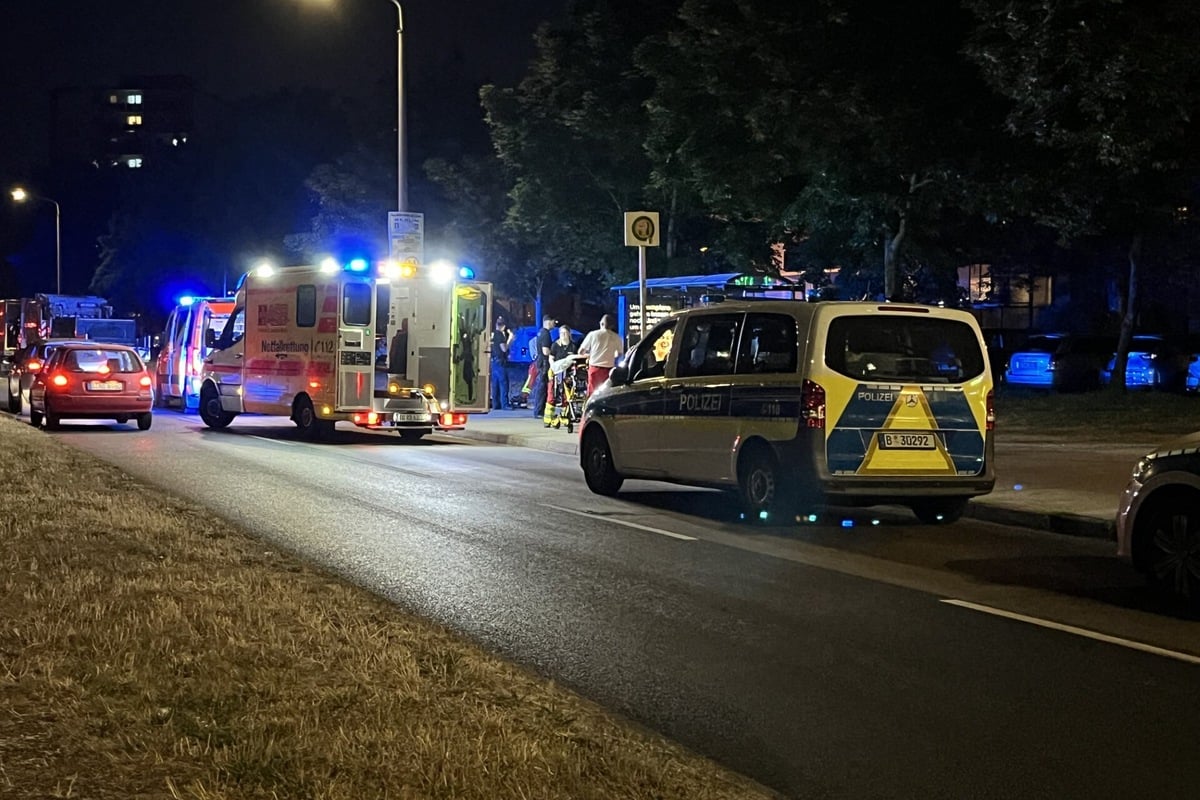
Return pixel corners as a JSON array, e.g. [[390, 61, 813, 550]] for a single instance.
[[801, 379, 825, 429], [27, 360, 42, 372], [986, 389, 995, 431], [139, 374, 153, 388], [50, 373, 69, 388]]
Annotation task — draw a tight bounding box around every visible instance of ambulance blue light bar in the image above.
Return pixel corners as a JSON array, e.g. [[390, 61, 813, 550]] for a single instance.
[[458, 265, 476, 279], [347, 258, 370, 273]]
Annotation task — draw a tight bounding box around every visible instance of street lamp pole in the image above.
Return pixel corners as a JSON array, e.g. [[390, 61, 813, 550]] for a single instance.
[[11, 188, 62, 294], [388, 0, 407, 213]]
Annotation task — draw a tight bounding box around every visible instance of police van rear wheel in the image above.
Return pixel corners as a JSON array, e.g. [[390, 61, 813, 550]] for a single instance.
[[910, 498, 968, 524], [199, 384, 233, 430], [582, 429, 623, 496], [738, 446, 790, 522]]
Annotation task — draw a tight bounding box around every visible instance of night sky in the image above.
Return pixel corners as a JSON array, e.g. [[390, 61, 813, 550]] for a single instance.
[[0, 0, 566, 177]]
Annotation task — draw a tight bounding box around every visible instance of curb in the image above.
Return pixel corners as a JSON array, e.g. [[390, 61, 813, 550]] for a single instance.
[[964, 501, 1115, 540], [445, 427, 1115, 539]]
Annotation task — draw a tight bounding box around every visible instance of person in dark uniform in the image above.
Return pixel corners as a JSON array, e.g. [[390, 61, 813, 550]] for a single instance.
[[532, 315, 554, 417], [490, 316, 514, 409]]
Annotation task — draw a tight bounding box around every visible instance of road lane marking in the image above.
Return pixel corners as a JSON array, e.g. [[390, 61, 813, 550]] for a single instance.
[[541, 504, 697, 541], [941, 598, 1200, 666]]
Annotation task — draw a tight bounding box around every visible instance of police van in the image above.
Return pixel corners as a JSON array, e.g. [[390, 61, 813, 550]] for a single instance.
[[578, 300, 995, 523]]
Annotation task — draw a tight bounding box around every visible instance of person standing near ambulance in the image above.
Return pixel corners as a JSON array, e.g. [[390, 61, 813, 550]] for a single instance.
[[532, 315, 555, 418], [578, 314, 623, 395]]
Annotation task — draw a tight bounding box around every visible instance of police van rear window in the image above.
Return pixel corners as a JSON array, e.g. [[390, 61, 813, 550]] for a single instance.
[[824, 316, 985, 383]]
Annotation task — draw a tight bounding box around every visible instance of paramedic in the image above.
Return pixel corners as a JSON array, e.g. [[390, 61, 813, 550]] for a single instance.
[[578, 314, 623, 395]]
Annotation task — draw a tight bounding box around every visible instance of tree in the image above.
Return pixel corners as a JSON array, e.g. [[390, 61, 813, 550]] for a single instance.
[[640, 0, 1012, 298], [479, 0, 681, 310], [966, 0, 1200, 388]]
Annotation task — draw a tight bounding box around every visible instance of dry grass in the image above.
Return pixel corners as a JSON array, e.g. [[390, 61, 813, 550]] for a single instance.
[[0, 417, 775, 800], [996, 387, 1200, 441]]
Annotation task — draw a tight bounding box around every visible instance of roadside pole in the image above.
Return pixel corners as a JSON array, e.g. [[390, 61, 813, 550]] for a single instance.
[[623, 211, 660, 344]]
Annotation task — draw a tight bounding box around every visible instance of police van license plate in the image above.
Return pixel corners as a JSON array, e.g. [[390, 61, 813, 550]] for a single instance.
[[87, 380, 122, 392], [393, 412, 429, 423], [878, 432, 935, 450]]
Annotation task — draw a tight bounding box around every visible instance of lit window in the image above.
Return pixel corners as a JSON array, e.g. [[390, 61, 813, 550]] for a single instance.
[[126, 114, 142, 126], [126, 157, 143, 168], [109, 94, 120, 104], [127, 93, 143, 105]]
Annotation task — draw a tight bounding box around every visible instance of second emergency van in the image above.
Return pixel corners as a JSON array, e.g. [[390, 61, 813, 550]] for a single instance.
[[156, 295, 236, 411], [578, 299, 995, 524], [198, 262, 376, 439]]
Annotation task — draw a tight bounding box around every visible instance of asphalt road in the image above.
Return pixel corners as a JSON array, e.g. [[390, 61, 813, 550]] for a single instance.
[[24, 408, 1200, 799]]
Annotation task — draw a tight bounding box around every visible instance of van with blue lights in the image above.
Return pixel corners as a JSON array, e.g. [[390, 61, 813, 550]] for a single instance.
[[578, 300, 995, 523], [198, 260, 377, 439], [156, 295, 236, 411]]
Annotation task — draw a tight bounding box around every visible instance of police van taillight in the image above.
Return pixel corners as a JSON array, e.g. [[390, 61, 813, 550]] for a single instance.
[[801, 379, 825, 429], [986, 389, 995, 431]]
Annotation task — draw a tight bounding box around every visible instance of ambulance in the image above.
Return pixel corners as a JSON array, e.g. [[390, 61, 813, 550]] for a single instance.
[[578, 299, 995, 524], [363, 260, 492, 441], [198, 261, 377, 439], [156, 295, 236, 411]]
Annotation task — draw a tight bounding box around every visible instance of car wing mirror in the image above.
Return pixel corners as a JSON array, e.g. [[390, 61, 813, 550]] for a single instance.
[[609, 364, 630, 385]]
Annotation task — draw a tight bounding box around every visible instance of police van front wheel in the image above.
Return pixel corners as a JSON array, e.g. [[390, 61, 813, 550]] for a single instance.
[[582, 429, 623, 496], [910, 498, 968, 525], [738, 446, 791, 522]]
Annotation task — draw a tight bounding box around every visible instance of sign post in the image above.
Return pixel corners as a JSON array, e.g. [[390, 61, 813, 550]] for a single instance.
[[388, 211, 424, 270], [623, 211, 660, 341]]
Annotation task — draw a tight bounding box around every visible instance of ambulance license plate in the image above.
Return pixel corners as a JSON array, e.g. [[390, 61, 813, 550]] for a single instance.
[[393, 412, 429, 423], [879, 432, 935, 450], [87, 380, 122, 392]]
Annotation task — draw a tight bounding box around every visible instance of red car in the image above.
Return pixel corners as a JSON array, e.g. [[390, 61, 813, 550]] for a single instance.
[[29, 344, 154, 430]]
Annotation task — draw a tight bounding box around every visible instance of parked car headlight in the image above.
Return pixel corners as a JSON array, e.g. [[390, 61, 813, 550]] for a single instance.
[[1131, 455, 1153, 483]]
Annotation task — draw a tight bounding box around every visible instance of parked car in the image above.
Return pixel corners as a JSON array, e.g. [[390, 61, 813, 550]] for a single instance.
[[981, 327, 1034, 385], [1099, 334, 1189, 391], [28, 343, 154, 431], [6, 338, 90, 414], [1187, 353, 1200, 393], [1003, 333, 1115, 391], [1116, 431, 1200, 607]]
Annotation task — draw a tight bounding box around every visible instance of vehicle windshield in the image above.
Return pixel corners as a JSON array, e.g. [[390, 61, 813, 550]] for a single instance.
[[825, 315, 985, 383]]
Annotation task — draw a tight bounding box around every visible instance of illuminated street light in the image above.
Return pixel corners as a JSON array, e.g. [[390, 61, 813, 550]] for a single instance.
[[10, 187, 61, 294]]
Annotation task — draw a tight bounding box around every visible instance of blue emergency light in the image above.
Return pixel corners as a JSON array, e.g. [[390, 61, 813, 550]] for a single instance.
[[347, 258, 370, 273], [458, 265, 476, 280]]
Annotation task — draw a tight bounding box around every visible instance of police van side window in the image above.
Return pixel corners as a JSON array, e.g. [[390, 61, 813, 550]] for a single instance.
[[676, 314, 741, 378], [630, 320, 677, 382], [735, 313, 797, 374]]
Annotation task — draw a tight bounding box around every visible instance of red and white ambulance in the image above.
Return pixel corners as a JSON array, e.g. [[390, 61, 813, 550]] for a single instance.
[[198, 261, 377, 439]]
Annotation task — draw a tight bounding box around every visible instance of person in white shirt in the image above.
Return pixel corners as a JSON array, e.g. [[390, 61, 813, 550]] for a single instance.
[[577, 314, 624, 395]]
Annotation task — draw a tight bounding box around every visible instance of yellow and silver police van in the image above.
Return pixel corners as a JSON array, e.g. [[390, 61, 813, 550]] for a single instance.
[[578, 300, 995, 523]]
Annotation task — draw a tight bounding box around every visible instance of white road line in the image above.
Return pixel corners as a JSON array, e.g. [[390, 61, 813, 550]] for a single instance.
[[541, 504, 697, 541], [941, 598, 1200, 666]]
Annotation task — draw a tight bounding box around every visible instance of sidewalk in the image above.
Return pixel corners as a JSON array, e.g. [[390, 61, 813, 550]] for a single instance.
[[444, 410, 1153, 540]]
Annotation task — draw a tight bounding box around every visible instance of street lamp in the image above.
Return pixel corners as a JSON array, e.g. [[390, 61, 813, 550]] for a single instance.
[[11, 187, 61, 294], [388, 0, 407, 213]]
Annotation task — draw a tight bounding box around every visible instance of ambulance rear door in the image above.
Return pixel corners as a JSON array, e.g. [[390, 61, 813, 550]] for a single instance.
[[334, 277, 375, 411], [448, 281, 491, 413]]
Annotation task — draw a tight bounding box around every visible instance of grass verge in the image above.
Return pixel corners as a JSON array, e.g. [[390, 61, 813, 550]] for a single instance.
[[0, 416, 775, 800], [996, 388, 1199, 441]]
